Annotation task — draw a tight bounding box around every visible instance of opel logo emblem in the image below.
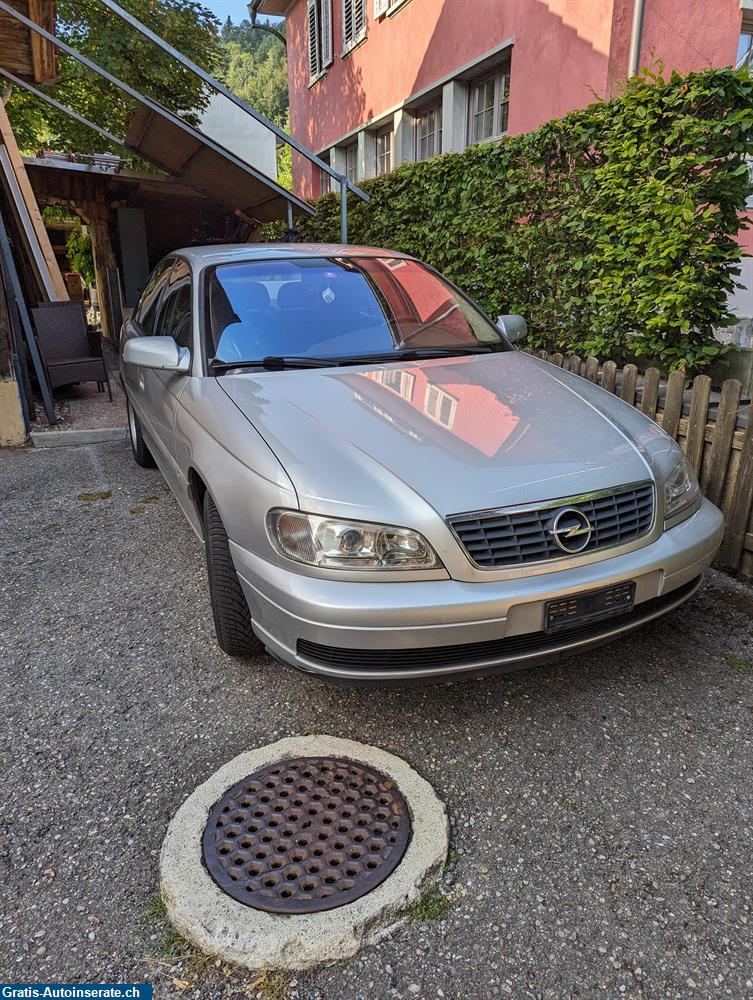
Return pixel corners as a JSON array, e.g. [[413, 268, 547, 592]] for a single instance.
[[549, 507, 593, 553]]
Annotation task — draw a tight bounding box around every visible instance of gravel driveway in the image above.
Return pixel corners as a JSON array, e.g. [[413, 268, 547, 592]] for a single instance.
[[1, 441, 752, 1000]]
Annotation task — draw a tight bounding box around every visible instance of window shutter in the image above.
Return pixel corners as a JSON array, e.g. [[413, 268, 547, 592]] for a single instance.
[[344, 0, 365, 50], [321, 0, 333, 66], [354, 0, 365, 37], [307, 0, 320, 78], [343, 0, 354, 48], [374, 0, 388, 17]]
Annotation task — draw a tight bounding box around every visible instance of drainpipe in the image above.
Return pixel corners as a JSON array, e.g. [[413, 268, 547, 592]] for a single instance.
[[628, 0, 646, 77]]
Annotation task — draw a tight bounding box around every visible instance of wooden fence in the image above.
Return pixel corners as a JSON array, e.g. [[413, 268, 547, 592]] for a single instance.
[[525, 350, 753, 581]]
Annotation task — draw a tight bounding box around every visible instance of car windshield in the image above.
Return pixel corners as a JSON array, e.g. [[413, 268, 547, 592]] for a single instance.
[[205, 256, 508, 367]]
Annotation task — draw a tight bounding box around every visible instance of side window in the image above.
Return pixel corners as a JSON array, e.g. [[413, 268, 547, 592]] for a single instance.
[[134, 258, 173, 335], [157, 260, 192, 350]]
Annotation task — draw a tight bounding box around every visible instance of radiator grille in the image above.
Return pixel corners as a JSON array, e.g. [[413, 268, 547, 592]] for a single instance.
[[449, 482, 654, 568]]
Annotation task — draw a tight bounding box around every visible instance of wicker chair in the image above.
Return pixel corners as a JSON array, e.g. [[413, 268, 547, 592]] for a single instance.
[[31, 301, 112, 401]]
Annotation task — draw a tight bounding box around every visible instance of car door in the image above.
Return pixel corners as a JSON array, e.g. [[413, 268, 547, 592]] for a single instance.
[[121, 256, 174, 460], [145, 259, 193, 479]]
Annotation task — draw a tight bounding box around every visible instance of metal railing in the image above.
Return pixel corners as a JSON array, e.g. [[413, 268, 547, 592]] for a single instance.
[[0, 0, 368, 239]]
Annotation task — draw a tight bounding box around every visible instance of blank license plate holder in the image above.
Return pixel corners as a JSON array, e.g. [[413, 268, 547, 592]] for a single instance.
[[544, 582, 636, 634]]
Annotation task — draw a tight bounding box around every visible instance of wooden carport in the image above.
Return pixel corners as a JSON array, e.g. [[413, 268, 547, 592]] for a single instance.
[[24, 155, 248, 340], [0, 0, 63, 441]]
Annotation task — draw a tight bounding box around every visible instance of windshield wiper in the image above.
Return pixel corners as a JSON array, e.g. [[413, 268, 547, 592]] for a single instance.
[[210, 356, 340, 373], [210, 346, 493, 375], [390, 346, 492, 358], [317, 347, 493, 365]]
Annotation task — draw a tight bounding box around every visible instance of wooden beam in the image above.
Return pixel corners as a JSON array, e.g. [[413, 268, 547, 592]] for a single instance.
[[84, 203, 117, 342], [0, 96, 67, 300], [28, 0, 57, 85]]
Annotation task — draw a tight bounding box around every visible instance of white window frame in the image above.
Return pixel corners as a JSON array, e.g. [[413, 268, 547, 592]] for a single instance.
[[468, 62, 510, 145], [737, 11, 753, 69], [345, 142, 358, 184], [320, 151, 333, 194], [374, 0, 409, 17], [414, 104, 442, 162], [307, 0, 333, 84], [375, 125, 393, 176], [342, 0, 366, 54], [424, 384, 457, 429], [371, 368, 415, 400]]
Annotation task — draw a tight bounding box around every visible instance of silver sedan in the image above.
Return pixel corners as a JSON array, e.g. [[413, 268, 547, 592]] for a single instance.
[[120, 244, 723, 683]]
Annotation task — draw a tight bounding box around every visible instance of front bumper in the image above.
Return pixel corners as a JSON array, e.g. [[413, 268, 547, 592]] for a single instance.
[[231, 498, 723, 683]]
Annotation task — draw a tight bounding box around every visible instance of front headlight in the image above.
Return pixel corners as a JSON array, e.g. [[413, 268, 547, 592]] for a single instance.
[[664, 453, 701, 526], [267, 509, 442, 570]]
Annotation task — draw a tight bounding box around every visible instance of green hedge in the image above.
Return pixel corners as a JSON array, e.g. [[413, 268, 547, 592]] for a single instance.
[[267, 68, 753, 371]]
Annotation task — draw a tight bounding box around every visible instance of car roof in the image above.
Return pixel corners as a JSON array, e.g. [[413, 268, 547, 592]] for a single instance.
[[172, 243, 411, 268]]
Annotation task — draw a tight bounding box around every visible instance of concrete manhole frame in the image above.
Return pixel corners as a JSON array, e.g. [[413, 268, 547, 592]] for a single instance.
[[160, 735, 449, 970]]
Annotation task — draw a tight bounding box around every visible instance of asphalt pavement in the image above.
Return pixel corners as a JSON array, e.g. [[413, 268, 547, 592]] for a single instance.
[[1, 441, 752, 1000]]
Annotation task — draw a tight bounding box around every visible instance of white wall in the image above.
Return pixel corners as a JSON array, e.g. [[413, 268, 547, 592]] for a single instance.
[[728, 256, 753, 319], [199, 93, 278, 180], [721, 255, 753, 349]]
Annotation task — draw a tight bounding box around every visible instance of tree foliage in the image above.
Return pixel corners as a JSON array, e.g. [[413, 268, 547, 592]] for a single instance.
[[274, 67, 753, 371], [66, 225, 95, 286], [6, 0, 222, 154], [219, 17, 288, 127], [5, 3, 292, 199], [223, 38, 288, 126]]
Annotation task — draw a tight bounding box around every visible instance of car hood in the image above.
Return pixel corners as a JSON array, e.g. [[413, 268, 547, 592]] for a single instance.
[[218, 352, 660, 521]]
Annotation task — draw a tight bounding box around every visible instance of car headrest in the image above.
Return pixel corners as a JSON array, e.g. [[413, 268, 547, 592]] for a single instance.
[[276, 281, 319, 310], [239, 281, 271, 310]]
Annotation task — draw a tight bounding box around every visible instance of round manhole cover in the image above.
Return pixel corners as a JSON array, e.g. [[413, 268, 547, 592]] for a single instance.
[[202, 756, 412, 914]]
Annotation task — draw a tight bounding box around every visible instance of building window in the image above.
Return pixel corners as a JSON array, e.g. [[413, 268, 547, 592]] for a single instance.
[[307, 0, 333, 82], [370, 368, 415, 401], [345, 142, 358, 183], [320, 152, 332, 194], [469, 60, 510, 144], [737, 11, 753, 69], [343, 0, 366, 53], [424, 384, 457, 429], [415, 105, 442, 161], [374, 0, 408, 16], [375, 126, 393, 176]]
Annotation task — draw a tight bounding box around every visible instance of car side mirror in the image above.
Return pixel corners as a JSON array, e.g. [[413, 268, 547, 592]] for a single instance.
[[123, 336, 190, 373], [497, 314, 527, 344]]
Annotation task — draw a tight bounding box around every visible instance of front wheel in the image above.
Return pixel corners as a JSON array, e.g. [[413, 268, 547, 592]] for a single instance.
[[203, 491, 263, 657], [127, 399, 156, 468]]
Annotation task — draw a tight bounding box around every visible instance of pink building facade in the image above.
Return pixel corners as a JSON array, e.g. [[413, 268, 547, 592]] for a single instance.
[[259, 0, 753, 333]]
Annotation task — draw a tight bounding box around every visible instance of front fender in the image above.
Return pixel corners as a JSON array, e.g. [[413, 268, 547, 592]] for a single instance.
[[175, 378, 297, 558]]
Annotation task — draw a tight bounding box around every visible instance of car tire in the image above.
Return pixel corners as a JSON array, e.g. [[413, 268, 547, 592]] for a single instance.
[[127, 399, 156, 468], [203, 491, 264, 658]]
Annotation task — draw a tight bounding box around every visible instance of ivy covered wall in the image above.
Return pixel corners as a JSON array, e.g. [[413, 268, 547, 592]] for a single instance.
[[269, 68, 753, 372]]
